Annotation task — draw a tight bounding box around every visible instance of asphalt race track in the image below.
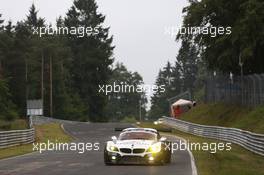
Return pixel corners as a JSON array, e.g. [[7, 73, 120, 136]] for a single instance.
[[0, 122, 193, 175]]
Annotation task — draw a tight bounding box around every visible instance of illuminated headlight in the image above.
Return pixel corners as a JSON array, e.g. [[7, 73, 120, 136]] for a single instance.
[[147, 142, 161, 153], [107, 144, 118, 152], [149, 157, 154, 161]]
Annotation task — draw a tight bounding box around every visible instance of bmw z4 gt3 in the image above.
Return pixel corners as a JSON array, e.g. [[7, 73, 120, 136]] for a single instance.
[[104, 128, 171, 165]]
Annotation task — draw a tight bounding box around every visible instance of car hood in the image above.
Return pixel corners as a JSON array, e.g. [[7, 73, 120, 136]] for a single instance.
[[115, 140, 155, 149]]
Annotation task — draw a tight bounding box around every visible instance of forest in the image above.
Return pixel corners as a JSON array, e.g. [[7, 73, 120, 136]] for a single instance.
[[0, 0, 263, 122], [150, 0, 264, 118], [0, 0, 146, 122]]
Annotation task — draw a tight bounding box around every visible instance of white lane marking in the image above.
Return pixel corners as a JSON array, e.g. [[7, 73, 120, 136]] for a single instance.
[[61, 124, 79, 141], [162, 133, 198, 175]]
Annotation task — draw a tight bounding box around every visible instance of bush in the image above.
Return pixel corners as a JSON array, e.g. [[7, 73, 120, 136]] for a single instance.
[[0, 119, 27, 131], [0, 79, 18, 121], [5, 110, 19, 121]]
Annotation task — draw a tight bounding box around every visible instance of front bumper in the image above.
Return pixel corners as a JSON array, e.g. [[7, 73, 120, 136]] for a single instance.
[[105, 151, 164, 164]]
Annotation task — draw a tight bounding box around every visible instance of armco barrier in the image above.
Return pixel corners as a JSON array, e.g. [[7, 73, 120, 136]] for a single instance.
[[161, 117, 264, 156], [0, 116, 74, 149], [0, 116, 35, 149], [0, 128, 35, 149]]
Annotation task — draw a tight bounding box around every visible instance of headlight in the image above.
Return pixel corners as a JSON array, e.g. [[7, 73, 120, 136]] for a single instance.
[[107, 143, 118, 152], [110, 146, 118, 151], [147, 142, 161, 153]]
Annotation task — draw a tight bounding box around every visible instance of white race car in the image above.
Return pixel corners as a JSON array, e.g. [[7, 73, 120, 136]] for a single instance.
[[104, 128, 171, 165]]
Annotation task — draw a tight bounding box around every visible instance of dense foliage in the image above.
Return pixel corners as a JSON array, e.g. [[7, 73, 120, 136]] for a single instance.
[[150, 0, 264, 118], [149, 43, 200, 118], [105, 62, 147, 121], [177, 0, 264, 74], [0, 1, 146, 122]]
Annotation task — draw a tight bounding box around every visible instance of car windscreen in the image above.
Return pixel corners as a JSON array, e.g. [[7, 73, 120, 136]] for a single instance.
[[118, 132, 157, 140]]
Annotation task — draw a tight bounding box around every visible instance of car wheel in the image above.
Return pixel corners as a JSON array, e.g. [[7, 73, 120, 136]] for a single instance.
[[104, 147, 112, 165], [165, 154, 171, 164], [165, 150, 171, 164], [162, 141, 171, 164]]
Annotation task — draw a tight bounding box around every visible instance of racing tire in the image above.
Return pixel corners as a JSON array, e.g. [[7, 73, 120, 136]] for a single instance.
[[104, 147, 113, 165], [163, 141, 172, 164], [165, 151, 171, 164]]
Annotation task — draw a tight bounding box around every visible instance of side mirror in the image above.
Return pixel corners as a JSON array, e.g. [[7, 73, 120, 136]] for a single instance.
[[111, 136, 117, 142], [160, 137, 167, 142]]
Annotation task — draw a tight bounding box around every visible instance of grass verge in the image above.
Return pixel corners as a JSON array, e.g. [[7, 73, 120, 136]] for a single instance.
[[180, 103, 264, 134], [0, 123, 72, 160], [139, 122, 264, 175]]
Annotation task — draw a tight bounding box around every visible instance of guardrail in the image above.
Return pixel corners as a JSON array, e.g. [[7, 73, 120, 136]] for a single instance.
[[0, 128, 35, 149], [31, 116, 82, 125], [161, 117, 264, 156], [0, 116, 35, 149], [0, 115, 75, 149]]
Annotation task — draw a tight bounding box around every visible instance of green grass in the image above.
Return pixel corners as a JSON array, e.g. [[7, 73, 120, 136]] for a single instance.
[[180, 103, 264, 133], [0, 123, 72, 159], [138, 122, 264, 175], [121, 116, 137, 123], [172, 129, 264, 175], [0, 119, 28, 131]]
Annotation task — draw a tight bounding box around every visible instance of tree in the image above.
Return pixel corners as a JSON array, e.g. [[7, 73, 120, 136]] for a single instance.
[[0, 2, 118, 122], [0, 79, 18, 121], [0, 4, 88, 120], [176, 40, 198, 97], [0, 14, 4, 31], [0, 4, 46, 116], [64, 0, 115, 121], [26, 4, 45, 27], [177, 0, 264, 75], [44, 22, 87, 120], [169, 61, 183, 97], [105, 62, 147, 121], [150, 62, 176, 118], [149, 46, 199, 119], [0, 14, 4, 77]]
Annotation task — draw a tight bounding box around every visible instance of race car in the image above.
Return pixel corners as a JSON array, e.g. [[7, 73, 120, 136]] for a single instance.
[[104, 128, 171, 165]]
